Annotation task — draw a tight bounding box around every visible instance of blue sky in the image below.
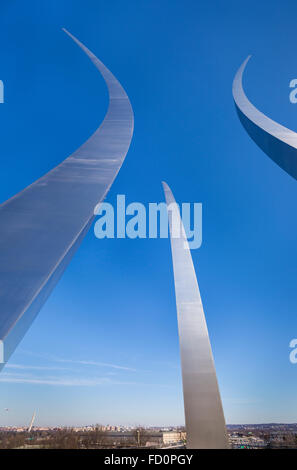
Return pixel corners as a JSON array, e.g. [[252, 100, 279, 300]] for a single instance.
[[0, 0, 297, 427]]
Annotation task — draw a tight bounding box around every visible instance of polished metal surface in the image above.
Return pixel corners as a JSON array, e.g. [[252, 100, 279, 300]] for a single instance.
[[233, 56, 297, 180], [0, 30, 133, 369], [162, 182, 228, 449]]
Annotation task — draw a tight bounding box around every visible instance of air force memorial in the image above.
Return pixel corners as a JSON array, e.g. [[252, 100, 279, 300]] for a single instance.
[[233, 55, 297, 182], [0, 30, 229, 449]]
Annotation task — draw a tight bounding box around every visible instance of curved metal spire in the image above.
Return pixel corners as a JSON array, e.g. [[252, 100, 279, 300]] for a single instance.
[[233, 56, 297, 180], [163, 182, 228, 449], [0, 30, 134, 369]]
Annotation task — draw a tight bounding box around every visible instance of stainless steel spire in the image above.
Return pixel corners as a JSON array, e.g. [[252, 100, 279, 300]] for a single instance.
[[163, 182, 228, 449], [0, 30, 134, 369], [233, 56, 297, 181]]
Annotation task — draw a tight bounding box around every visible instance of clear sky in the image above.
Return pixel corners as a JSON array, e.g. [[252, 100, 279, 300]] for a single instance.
[[0, 0, 297, 427]]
